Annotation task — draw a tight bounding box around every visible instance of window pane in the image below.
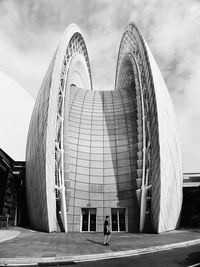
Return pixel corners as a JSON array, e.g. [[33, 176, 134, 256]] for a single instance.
[[111, 208, 118, 231], [82, 209, 89, 231], [119, 208, 126, 231]]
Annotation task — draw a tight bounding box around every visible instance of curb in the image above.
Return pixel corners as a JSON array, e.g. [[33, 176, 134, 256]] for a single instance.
[[1, 238, 200, 265]]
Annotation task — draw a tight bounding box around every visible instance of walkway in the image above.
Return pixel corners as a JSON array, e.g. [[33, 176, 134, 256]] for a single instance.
[[0, 230, 20, 243], [0, 227, 200, 265]]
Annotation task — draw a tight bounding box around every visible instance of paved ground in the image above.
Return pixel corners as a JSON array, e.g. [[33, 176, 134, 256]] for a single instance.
[[0, 227, 200, 265], [0, 230, 20, 244]]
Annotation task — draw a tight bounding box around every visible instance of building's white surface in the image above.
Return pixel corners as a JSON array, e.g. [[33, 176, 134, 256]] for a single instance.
[[26, 24, 92, 232], [0, 71, 34, 161], [146, 42, 183, 233], [115, 23, 183, 233]]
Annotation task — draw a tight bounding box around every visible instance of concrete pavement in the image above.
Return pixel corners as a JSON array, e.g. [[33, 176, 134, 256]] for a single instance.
[[0, 227, 200, 265], [0, 230, 20, 243]]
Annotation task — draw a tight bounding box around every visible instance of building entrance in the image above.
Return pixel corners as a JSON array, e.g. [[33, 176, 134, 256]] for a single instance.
[[181, 174, 200, 228], [111, 208, 126, 232], [81, 208, 96, 231], [181, 187, 200, 227]]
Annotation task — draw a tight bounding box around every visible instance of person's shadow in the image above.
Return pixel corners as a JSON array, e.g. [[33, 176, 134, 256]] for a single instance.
[[179, 251, 200, 266], [87, 239, 105, 246]]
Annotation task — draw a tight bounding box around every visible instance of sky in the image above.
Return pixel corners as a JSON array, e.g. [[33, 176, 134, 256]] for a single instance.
[[0, 0, 199, 172]]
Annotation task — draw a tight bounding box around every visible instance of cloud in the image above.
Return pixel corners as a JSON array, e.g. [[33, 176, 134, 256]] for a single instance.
[[0, 0, 199, 171]]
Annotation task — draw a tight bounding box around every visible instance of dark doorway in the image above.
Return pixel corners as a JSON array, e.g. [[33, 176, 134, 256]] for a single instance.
[[181, 187, 200, 227], [81, 208, 96, 231], [111, 208, 126, 232]]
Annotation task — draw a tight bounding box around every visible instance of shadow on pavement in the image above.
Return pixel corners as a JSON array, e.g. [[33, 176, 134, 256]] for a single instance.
[[87, 239, 105, 246], [180, 251, 200, 266]]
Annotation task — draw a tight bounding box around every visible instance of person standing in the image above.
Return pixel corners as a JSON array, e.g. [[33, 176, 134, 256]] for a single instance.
[[104, 215, 111, 246]]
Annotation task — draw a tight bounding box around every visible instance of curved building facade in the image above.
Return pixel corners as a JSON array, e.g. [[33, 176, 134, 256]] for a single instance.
[[26, 23, 182, 233], [0, 71, 34, 161]]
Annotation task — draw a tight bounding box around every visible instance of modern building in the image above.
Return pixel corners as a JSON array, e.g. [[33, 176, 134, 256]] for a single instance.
[[0, 71, 34, 227], [181, 173, 200, 227], [26, 23, 183, 234], [0, 148, 26, 227]]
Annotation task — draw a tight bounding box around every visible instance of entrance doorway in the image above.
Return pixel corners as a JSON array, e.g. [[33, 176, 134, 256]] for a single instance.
[[181, 187, 200, 227], [81, 208, 96, 231], [111, 208, 126, 232]]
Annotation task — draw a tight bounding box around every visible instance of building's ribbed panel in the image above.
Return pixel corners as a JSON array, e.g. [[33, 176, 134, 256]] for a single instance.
[[26, 56, 56, 232], [67, 86, 139, 232], [146, 44, 183, 232]]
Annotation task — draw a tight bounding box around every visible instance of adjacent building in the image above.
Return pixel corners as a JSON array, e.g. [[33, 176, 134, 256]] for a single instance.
[[182, 173, 200, 227], [0, 71, 34, 227]]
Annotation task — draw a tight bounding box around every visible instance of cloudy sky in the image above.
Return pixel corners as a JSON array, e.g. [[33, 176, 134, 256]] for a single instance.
[[0, 0, 199, 172]]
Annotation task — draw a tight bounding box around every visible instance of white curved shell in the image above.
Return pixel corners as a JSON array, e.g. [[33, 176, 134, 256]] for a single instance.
[[115, 23, 182, 233], [146, 43, 183, 232], [26, 24, 92, 232], [0, 71, 34, 161]]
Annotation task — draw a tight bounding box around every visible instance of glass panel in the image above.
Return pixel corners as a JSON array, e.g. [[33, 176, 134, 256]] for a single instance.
[[111, 208, 118, 231], [119, 208, 126, 231], [90, 208, 96, 214], [90, 209, 96, 231], [82, 208, 89, 231]]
